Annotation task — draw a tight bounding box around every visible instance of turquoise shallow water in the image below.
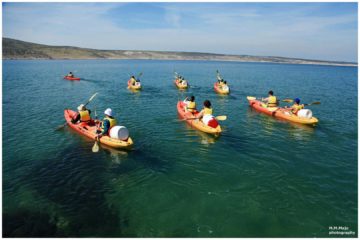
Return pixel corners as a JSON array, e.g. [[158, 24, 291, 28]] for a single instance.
[[3, 59, 357, 237]]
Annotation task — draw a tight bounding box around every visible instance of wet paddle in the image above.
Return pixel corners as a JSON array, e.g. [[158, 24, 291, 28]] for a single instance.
[[92, 137, 99, 152], [181, 115, 227, 121], [304, 102, 321, 106], [55, 92, 98, 131], [92, 107, 100, 152], [282, 99, 321, 105]]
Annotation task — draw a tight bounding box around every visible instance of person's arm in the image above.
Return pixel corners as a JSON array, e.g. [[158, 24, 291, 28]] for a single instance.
[[71, 113, 80, 123], [101, 119, 110, 135], [197, 109, 204, 119]]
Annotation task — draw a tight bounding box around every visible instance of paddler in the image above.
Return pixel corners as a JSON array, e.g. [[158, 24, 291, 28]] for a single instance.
[[71, 104, 92, 124], [67, 72, 74, 77], [262, 90, 278, 107], [183, 96, 196, 114], [129, 76, 137, 86], [285, 98, 304, 115], [96, 108, 117, 138], [197, 100, 219, 128]]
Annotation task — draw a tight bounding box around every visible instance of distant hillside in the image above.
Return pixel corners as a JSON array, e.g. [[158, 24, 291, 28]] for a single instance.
[[3, 38, 357, 67]]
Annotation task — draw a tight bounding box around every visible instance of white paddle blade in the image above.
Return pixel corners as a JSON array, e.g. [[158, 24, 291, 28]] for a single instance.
[[92, 141, 99, 152], [215, 116, 227, 121]]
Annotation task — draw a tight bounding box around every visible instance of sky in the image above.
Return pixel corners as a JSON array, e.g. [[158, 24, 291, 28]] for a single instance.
[[2, 2, 358, 62]]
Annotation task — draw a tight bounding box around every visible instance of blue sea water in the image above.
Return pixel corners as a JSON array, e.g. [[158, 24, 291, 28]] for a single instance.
[[2, 59, 357, 237]]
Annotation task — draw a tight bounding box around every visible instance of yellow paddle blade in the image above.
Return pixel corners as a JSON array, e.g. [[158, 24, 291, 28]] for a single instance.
[[92, 140, 99, 152], [247, 96, 256, 101], [215, 115, 227, 121], [282, 99, 293, 103]]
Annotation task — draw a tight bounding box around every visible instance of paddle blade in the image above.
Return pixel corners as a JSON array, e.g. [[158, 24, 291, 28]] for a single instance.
[[89, 92, 98, 102], [282, 99, 293, 103], [305, 101, 321, 106], [92, 141, 99, 152], [215, 115, 227, 121], [55, 122, 67, 131], [247, 96, 256, 101]]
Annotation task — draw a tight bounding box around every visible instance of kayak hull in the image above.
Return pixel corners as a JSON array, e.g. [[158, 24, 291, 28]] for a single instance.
[[214, 82, 229, 94], [64, 109, 133, 149], [128, 80, 142, 90], [64, 76, 80, 81], [177, 101, 221, 134], [174, 79, 188, 89], [247, 96, 319, 125]]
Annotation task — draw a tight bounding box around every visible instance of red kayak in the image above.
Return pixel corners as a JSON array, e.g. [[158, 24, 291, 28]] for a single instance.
[[64, 76, 80, 81]]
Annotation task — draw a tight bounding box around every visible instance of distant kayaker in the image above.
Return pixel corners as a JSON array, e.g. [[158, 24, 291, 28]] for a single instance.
[[184, 96, 196, 114], [67, 72, 74, 77], [96, 108, 117, 138], [197, 100, 219, 128], [262, 90, 278, 107], [285, 98, 304, 115], [130, 76, 137, 86], [71, 104, 92, 124]]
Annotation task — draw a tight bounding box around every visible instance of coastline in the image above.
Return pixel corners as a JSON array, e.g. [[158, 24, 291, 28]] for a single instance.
[[3, 57, 357, 67]]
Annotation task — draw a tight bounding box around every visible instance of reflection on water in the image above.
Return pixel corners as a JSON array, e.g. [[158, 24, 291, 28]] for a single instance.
[[100, 144, 129, 164]]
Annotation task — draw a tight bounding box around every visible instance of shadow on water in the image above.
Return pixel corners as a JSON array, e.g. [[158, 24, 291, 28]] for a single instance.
[[3, 144, 139, 237], [3, 209, 58, 237]]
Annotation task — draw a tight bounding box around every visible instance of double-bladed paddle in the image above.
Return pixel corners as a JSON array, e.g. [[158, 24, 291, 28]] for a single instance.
[[55, 92, 98, 131]]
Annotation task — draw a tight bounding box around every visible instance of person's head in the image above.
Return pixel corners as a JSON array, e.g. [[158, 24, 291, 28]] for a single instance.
[[204, 100, 211, 108], [224, 81, 227, 84], [190, 96, 195, 102], [69, 72, 72, 74], [77, 104, 85, 111], [220, 79, 224, 82], [268, 90, 274, 96], [104, 108, 113, 117], [131, 76, 135, 78], [294, 98, 300, 104]]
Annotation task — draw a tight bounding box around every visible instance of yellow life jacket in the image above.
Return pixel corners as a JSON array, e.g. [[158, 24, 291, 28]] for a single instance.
[[204, 107, 213, 115], [130, 78, 136, 85], [267, 96, 278, 107], [101, 116, 117, 132], [291, 104, 304, 114], [186, 101, 196, 112], [79, 110, 91, 122]]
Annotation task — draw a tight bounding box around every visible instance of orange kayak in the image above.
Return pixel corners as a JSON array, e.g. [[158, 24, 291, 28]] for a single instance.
[[64, 109, 133, 149], [214, 82, 229, 94], [177, 101, 221, 134], [247, 96, 319, 125]]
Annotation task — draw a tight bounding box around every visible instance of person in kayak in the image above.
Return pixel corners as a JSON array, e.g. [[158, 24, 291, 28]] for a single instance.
[[67, 72, 74, 77], [71, 104, 92, 124], [197, 100, 219, 128], [262, 90, 278, 107], [285, 98, 304, 115], [129, 76, 137, 86], [183, 96, 196, 114], [96, 108, 117, 138]]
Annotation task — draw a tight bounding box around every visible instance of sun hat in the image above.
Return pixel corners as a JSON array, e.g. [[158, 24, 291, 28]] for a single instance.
[[104, 108, 113, 117], [77, 104, 85, 111]]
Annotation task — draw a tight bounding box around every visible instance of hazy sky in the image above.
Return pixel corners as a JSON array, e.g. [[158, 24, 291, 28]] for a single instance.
[[3, 2, 358, 62]]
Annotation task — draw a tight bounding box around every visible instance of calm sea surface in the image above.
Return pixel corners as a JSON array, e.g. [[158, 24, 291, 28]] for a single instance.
[[3, 60, 357, 237]]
